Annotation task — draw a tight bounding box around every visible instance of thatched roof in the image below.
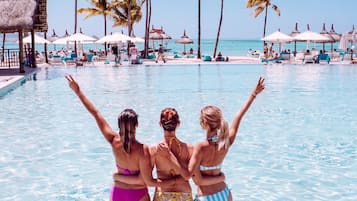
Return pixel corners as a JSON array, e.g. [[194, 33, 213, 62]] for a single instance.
[[0, 0, 37, 33]]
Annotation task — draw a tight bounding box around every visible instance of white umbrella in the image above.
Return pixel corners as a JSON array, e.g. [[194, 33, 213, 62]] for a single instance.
[[262, 30, 293, 53], [53, 32, 97, 44], [262, 30, 293, 43], [175, 30, 193, 53], [294, 31, 330, 42], [130, 36, 145, 43], [338, 26, 356, 51], [95, 33, 131, 44], [22, 34, 51, 44], [294, 24, 330, 49]]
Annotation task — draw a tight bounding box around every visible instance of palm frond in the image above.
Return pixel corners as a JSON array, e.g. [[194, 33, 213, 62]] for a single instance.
[[253, 6, 265, 17], [271, 4, 280, 16]]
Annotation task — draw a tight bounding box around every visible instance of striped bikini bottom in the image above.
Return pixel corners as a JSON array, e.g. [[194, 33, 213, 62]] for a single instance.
[[194, 186, 230, 201]]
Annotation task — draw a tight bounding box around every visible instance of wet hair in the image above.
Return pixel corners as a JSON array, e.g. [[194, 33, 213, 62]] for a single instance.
[[160, 108, 180, 132], [118, 109, 138, 154], [200, 105, 229, 150]]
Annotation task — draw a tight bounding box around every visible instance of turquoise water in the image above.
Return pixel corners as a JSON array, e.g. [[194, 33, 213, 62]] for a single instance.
[[3, 38, 342, 57], [1, 64, 357, 200]]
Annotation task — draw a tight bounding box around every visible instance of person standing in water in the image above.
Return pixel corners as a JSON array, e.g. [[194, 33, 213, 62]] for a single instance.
[[65, 75, 177, 201]]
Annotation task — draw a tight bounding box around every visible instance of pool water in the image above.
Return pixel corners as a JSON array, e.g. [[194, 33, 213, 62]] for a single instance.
[[1, 64, 356, 200]]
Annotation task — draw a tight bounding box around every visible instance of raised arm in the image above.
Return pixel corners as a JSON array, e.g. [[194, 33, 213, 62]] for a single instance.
[[65, 75, 117, 143], [229, 77, 265, 145]]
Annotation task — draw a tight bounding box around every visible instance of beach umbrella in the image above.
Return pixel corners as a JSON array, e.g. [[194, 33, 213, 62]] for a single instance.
[[338, 25, 356, 51], [293, 24, 330, 50], [329, 24, 341, 42], [63, 32, 97, 43], [48, 29, 59, 42], [148, 31, 163, 51], [262, 30, 292, 52], [130, 36, 145, 43], [21, 34, 51, 44], [175, 30, 193, 54], [53, 32, 97, 45], [289, 22, 301, 56], [262, 30, 293, 43], [319, 23, 336, 51], [95, 33, 131, 44]]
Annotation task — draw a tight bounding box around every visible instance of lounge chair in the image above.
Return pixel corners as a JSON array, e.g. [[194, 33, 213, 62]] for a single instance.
[[202, 55, 212, 61], [316, 53, 330, 64], [261, 57, 284, 63]]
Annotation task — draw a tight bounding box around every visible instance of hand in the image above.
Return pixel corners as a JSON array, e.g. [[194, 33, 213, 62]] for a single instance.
[[112, 172, 120, 182], [65, 75, 80, 94], [157, 142, 171, 158], [252, 77, 265, 97]]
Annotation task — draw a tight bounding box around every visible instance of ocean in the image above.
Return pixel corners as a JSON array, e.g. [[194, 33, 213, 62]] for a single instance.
[[1, 38, 339, 57]]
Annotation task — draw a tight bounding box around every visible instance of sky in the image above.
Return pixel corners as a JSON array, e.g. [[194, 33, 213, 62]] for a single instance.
[[46, 0, 356, 40]]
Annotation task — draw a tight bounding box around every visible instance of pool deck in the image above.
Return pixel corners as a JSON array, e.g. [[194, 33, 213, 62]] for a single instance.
[[0, 67, 38, 92]]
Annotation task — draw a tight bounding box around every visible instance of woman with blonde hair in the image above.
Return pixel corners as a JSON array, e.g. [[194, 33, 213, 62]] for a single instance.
[[189, 77, 265, 201], [65, 75, 176, 201]]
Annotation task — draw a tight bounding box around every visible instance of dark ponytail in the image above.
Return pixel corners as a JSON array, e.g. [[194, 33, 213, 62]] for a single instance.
[[118, 109, 138, 154]]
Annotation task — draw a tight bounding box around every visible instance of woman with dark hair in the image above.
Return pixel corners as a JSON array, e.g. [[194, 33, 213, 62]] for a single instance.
[[65, 75, 176, 201], [189, 77, 265, 201]]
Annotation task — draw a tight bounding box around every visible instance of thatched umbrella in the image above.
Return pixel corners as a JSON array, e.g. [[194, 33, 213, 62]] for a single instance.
[[0, 0, 37, 72], [289, 22, 300, 56], [175, 30, 194, 54], [319, 23, 335, 52]]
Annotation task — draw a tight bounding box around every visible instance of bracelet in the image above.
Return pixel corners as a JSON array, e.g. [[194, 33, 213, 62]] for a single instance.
[[251, 93, 257, 98]]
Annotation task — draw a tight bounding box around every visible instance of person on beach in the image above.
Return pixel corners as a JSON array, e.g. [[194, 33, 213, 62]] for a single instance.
[[269, 43, 274, 58], [113, 107, 226, 201], [263, 43, 268, 59], [156, 44, 166, 63], [188, 77, 265, 201], [129, 44, 139, 64], [111, 44, 120, 64], [65, 75, 177, 201]]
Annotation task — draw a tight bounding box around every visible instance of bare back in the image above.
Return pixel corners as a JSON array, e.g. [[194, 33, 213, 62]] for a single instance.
[[112, 136, 147, 189], [152, 139, 193, 192]]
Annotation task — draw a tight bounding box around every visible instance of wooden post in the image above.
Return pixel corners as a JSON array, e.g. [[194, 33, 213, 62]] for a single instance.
[[31, 30, 36, 67], [18, 30, 25, 73]]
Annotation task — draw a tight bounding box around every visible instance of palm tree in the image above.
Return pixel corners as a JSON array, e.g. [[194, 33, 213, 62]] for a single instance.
[[78, 0, 113, 55], [213, 0, 224, 58], [197, 0, 201, 59], [110, 0, 144, 36], [246, 0, 280, 39], [74, 0, 78, 56], [144, 0, 152, 58]]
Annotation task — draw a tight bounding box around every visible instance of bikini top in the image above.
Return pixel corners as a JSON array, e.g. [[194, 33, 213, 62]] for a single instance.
[[199, 163, 222, 171], [116, 164, 140, 175]]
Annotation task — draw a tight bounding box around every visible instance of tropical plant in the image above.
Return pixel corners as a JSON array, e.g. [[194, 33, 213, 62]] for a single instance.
[[77, 0, 112, 38], [213, 0, 224, 58], [110, 0, 145, 37], [246, 0, 280, 38]]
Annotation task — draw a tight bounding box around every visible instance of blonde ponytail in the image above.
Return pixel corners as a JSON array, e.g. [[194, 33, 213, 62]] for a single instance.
[[217, 119, 229, 150]]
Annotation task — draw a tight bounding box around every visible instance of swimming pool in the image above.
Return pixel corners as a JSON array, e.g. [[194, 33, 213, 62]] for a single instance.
[[1, 64, 356, 200]]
